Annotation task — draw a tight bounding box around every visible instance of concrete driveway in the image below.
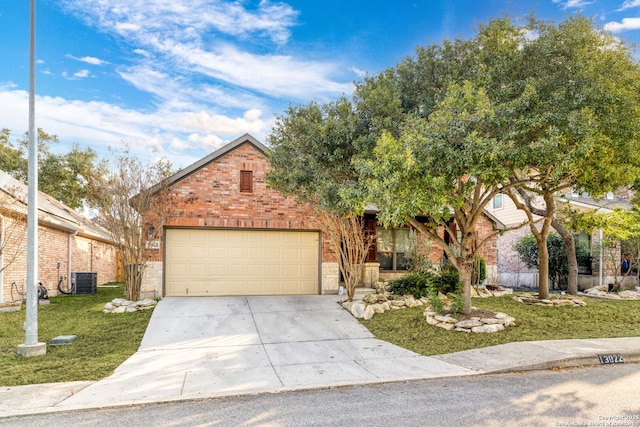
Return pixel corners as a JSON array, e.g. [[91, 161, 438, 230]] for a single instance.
[[57, 295, 474, 409]]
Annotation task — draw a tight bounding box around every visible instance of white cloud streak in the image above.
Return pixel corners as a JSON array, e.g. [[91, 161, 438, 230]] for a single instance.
[[66, 54, 108, 65], [604, 17, 640, 32], [60, 0, 349, 100], [552, 0, 592, 9], [0, 86, 272, 167], [619, 0, 640, 11]]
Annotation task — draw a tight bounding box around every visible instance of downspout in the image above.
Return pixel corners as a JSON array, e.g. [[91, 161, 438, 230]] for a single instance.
[[68, 231, 78, 290]]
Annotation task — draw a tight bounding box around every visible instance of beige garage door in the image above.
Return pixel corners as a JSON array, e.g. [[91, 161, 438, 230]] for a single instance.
[[164, 229, 319, 296]]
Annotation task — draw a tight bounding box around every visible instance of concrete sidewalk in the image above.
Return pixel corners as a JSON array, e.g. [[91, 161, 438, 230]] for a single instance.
[[2, 295, 640, 419]]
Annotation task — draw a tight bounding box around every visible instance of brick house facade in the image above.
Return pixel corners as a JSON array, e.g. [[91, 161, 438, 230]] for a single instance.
[[0, 171, 118, 304], [486, 190, 635, 290], [141, 134, 502, 298]]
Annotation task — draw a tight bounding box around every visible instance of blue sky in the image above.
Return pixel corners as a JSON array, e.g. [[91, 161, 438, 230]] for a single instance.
[[2, 0, 640, 168]]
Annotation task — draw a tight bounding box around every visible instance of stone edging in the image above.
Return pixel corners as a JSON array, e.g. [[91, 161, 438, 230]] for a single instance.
[[513, 293, 587, 307], [424, 309, 516, 333], [341, 287, 516, 334], [580, 285, 640, 300], [103, 298, 157, 313]]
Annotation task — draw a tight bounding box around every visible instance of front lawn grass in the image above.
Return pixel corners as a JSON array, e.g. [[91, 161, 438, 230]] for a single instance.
[[0, 283, 153, 386], [360, 294, 640, 356]]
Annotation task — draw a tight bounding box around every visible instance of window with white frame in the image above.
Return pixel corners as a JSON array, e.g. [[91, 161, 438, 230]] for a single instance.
[[492, 194, 503, 210]]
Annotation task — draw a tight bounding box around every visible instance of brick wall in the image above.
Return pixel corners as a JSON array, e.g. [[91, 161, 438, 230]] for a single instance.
[[0, 214, 117, 303], [164, 142, 318, 229], [156, 142, 327, 248], [143, 140, 501, 295], [144, 141, 339, 294]]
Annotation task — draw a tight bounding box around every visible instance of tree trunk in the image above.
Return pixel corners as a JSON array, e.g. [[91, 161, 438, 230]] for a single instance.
[[537, 236, 550, 300], [553, 220, 578, 295], [459, 265, 473, 314]]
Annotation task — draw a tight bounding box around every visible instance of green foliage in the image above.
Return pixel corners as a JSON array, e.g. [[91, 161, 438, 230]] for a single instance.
[[447, 292, 465, 316], [426, 283, 444, 314], [433, 262, 461, 294], [387, 272, 433, 298], [472, 256, 487, 286], [0, 128, 104, 209], [402, 229, 433, 274], [515, 233, 590, 290], [267, 14, 640, 311], [266, 99, 374, 215]]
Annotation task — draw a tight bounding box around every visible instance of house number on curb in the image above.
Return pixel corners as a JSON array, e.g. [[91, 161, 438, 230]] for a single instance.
[[598, 354, 624, 364]]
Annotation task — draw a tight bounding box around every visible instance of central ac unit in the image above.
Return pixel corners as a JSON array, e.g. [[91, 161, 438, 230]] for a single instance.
[[72, 272, 97, 295]]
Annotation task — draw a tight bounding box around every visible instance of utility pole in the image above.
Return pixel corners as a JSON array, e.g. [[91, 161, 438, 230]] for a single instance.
[[17, 0, 46, 358]]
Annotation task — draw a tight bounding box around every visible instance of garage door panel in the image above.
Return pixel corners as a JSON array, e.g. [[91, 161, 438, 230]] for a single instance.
[[165, 229, 319, 296]]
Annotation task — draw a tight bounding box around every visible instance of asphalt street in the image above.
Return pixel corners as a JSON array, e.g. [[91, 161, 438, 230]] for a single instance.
[[3, 363, 639, 427]]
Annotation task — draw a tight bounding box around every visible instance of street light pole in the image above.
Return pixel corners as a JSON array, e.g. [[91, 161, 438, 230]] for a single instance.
[[17, 0, 46, 358]]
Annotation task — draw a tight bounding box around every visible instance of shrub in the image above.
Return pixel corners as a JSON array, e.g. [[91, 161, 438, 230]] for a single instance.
[[433, 262, 460, 294], [426, 282, 444, 314], [388, 272, 433, 298], [514, 232, 591, 290], [472, 256, 486, 286]]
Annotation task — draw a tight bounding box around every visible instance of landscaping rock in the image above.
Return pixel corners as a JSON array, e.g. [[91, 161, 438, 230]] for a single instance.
[[104, 298, 157, 313], [434, 314, 457, 324], [340, 285, 516, 333], [476, 286, 514, 298], [423, 308, 515, 333], [513, 293, 587, 307], [618, 290, 640, 299], [455, 319, 483, 328], [362, 293, 379, 304], [371, 303, 386, 314], [349, 301, 374, 320], [472, 324, 505, 333], [580, 285, 640, 300], [436, 322, 456, 331], [405, 297, 418, 308]]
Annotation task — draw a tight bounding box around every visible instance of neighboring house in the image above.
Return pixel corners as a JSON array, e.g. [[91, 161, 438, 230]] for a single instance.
[[141, 133, 502, 298], [487, 189, 633, 290], [0, 170, 118, 304]]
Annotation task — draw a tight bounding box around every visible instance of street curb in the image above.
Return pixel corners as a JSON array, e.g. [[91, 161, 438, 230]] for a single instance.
[[482, 351, 640, 374]]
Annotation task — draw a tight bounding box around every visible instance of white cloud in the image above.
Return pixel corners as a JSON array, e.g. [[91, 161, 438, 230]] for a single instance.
[[60, 0, 350, 101], [604, 17, 640, 32], [30, 0, 354, 167], [172, 43, 352, 99], [0, 87, 271, 168], [178, 109, 268, 136], [62, 0, 298, 45], [117, 65, 267, 111], [115, 22, 141, 33], [66, 54, 108, 65], [619, 0, 640, 11], [187, 133, 223, 150], [552, 0, 592, 9], [349, 67, 368, 79]]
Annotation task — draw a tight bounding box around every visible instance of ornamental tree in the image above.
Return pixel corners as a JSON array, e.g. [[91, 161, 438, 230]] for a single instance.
[[499, 17, 640, 299], [358, 82, 519, 314]]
